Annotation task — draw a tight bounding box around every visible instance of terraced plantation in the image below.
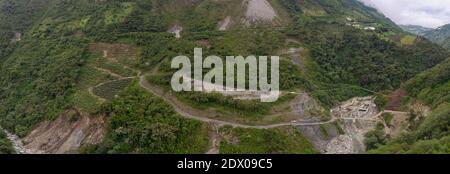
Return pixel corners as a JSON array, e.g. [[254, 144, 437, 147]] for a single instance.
[[93, 78, 134, 100]]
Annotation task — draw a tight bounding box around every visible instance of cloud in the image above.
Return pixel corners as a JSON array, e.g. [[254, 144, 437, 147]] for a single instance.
[[360, 0, 450, 28]]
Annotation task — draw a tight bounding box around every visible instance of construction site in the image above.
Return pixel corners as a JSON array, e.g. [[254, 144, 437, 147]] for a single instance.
[[332, 96, 379, 121]]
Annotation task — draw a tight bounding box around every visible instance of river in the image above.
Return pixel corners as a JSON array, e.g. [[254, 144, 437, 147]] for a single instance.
[[1, 128, 30, 154]]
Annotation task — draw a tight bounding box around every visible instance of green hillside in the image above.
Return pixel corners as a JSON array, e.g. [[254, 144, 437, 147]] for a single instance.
[[0, 0, 448, 154], [442, 37, 450, 50], [369, 59, 450, 154]]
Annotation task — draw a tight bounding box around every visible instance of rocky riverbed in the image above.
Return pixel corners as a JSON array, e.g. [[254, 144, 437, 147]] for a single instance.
[[1, 128, 30, 154]]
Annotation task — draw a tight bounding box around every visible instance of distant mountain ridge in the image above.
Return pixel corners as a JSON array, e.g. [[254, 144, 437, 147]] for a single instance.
[[400, 24, 450, 50], [400, 25, 433, 36], [424, 24, 450, 50]]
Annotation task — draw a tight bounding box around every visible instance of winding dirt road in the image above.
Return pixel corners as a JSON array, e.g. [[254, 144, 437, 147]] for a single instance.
[[87, 65, 406, 130], [138, 75, 367, 129], [86, 62, 407, 130], [138, 74, 409, 130]]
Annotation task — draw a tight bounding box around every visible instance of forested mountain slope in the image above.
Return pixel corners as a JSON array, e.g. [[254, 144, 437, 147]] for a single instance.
[[424, 24, 450, 46], [401, 24, 450, 51], [369, 59, 450, 153], [424, 24, 450, 51], [0, 0, 448, 154]]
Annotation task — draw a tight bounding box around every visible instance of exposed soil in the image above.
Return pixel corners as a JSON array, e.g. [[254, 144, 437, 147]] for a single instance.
[[299, 119, 379, 154], [386, 88, 407, 110], [290, 92, 324, 121], [325, 119, 377, 154], [332, 97, 379, 120], [168, 25, 183, 39], [408, 100, 431, 118], [10, 31, 21, 43], [389, 35, 402, 43], [218, 16, 232, 31], [297, 124, 340, 153], [23, 109, 107, 154], [184, 75, 272, 100], [383, 111, 409, 136], [244, 0, 277, 23], [206, 124, 221, 154]]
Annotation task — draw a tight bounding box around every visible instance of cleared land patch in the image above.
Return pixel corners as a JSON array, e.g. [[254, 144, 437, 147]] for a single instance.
[[245, 0, 277, 23], [88, 43, 139, 66], [401, 35, 417, 46]]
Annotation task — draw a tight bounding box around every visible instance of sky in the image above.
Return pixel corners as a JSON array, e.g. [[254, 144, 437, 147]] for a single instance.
[[360, 0, 450, 28]]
